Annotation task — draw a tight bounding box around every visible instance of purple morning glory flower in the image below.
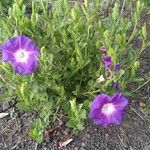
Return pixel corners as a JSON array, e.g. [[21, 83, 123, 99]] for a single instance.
[[114, 64, 121, 72], [89, 93, 128, 128], [0, 35, 40, 75], [103, 55, 112, 68], [113, 82, 120, 90]]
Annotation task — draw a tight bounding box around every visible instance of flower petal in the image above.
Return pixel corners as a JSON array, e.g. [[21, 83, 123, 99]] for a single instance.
[[114, 64, 121, 72], [111, 93, 128, 110], [12, 55, 39, 75], [18, 35, 40, 53], [90, 94, 110, 111], [1, 50, 14, 61], [1, 36, 20, 52], [112, 82, 120, 90], [103, 55, 112, 68]]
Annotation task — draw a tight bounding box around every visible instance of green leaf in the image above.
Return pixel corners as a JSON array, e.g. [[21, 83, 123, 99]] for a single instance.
[[80, 109, 86, 119], [113, 69, 125, 82], [83, 99, 90, 109], [29, 118, 44, 142], [111, 3, 119, 21], [142, 24, 147, 40]]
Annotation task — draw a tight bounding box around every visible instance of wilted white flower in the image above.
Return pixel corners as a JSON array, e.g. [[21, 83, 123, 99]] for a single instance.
[[97, 75, 105, 83]]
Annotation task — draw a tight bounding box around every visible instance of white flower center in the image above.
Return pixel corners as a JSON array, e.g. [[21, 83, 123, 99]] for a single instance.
[[102, 103, 115, 115], [14, 50, 29, 63]]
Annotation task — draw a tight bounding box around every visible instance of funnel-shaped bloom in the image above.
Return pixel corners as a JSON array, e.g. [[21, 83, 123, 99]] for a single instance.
[[113, 82, 120, 90], [114, 64, 121, 72], [89, 93, 128, 128], [103, 55, 112, 68], [0, 35, 40, 75]]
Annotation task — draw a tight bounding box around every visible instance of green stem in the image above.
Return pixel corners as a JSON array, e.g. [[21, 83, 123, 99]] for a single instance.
[[84, 89, 100, 96], [126, 25, 137, 46], [0, 73, 16, 90], [116, 0, 126, 25], [126, 39, 147, 70], [133, 78, 150, 93]]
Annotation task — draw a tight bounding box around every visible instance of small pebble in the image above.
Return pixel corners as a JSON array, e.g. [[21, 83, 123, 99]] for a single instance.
[[79, 147, 85, 150], [75, 147, 79, 150], [81, 143, 86, 147], [105, 133, 109, 138], [85, 134, 90, 139]]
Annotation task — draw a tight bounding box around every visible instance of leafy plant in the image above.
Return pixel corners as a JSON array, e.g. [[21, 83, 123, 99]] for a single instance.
[[67, 99, 86, 131]]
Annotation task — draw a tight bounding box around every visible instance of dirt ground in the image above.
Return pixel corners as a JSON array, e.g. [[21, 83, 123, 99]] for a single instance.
[[0, 2, 150, 150]]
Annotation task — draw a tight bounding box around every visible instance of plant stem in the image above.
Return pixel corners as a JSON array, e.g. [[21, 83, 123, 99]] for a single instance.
[[126, 25, 137, 46], [116, 0, 126, 25], [133, 78, 150, 93], [0, 73, 16, 90], [84, 89, 100, 96]]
